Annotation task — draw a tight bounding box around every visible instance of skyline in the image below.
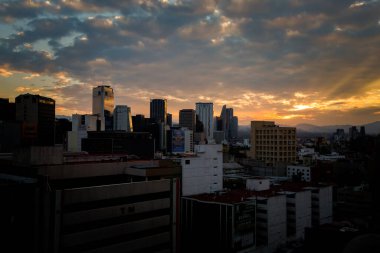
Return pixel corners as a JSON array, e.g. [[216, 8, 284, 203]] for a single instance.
[[1, 1, 380, 125]]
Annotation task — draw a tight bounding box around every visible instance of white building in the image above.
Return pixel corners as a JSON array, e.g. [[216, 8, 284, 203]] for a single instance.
[[287, 165, 312, 182], [180, 144, 222, 196], [113, 105, 133, 132], [183, 128, 194, 153], [304, 185, 333, 226], [279, 190, 312, 240], [255, 194, 287, 251], [195, 102, 214, 142], [67, 114, 98, 152], [246, 177, 271, 191]]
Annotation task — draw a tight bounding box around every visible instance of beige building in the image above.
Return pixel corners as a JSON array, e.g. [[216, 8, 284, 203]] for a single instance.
[[249, 121, 297, 166]]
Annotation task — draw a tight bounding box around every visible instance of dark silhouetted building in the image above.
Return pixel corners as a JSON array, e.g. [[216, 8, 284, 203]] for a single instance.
[[82, 131, 155, 159], [150, 99, 167, 124], [15, 94, 55, 146], [167, 113, 172, 127], [0, 98, 15, 120], [179, 109, 196, 131], [55, 118, 72, 146]]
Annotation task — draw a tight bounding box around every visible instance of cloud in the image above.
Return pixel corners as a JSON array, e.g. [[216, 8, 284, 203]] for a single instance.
[[0, 0, 380, 125]]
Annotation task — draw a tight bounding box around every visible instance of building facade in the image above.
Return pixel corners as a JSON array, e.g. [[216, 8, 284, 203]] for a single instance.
[[249, 121, 297, 166], [113, 105, 133, 132], [92, 85, 114, 131], [67, 114, 99, 152], [15, 93, 55, 146], [179, 109, 196, 131], [195, 102, 214, 142], [150, 99, 167, 124]]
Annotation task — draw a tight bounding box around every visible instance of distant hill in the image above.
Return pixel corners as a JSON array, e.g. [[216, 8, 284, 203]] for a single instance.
[[238, 121, 380, 137], [296, 121, 380, 135]]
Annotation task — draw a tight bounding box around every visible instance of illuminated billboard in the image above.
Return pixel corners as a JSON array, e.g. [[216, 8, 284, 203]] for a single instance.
[[172, 129, 185, 153]]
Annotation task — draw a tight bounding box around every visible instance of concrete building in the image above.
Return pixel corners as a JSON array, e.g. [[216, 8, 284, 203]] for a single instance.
[[179, 144, 223, 196], [92, 85, 114, 131], [179, 109, 196, 131], [219, 105, 238, 141], [181, 195, 256, 253], [305, 185, 333, 226], [287, 165, 312, 182], [67, 114, 98, 152], [0, 148, 180, 253], [195, 102, 214, 142], [15, 93, 55, 146], [113, 105, 133, 132], [249, 121, 297, 166], [167, 113, 172, 127]]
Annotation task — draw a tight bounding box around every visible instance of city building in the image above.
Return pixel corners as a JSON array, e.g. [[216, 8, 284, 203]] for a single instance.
[[231, 116, 238, 139], [167, 113, 172, 127], [178, 144, 223, 196], [0, 98, 19, 152], [92, 85, 114, 131], [195, 102, 214, 142], [167, 127, 194, 154], [15, 93, 55, 146], [81, 131, 155, 159], [150, 99, 168, 151], [0, 147, 179, 253], [287, 165, 312, 182], [132, 114, 148, 132], [113, 105, 133, 132], [249, 121, 297, 166], [181, 194, 256, 253], [179, 109, 196, 131], [304, 185, 333, 226], [150, 99, 167, 124], [67, 114, 99, 152]]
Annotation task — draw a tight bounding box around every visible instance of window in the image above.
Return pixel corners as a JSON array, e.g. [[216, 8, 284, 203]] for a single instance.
[[185, 160, 190, 164]]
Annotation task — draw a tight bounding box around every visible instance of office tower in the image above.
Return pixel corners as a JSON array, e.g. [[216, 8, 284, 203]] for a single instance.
[[179, 109, 196, 131], [150, 99, 167, 152], [231, 116, 238, 139], [195, 102, 213, 141], [113, 105, 133, 132], [167, 113, 172, 127], [220, 105, 238, 141], [92, 85, 114, 131], [360, 126, 366, 136], [215, 116, 223, 131], [55, 118, 72, 145], [150, 99, 167, 123], [132, 114, 148, 132], [349, 126, 359, 140], [249, 121, 296, 166], [15, 93, 55, 146]]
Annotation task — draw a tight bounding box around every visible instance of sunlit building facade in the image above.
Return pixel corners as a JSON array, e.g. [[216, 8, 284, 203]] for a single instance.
[[92, 85, 114, 131], [249, 121, 297, 166], [113, 105, 133, 132]]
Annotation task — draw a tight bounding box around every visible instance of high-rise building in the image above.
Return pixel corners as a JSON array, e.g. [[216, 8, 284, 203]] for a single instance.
[[92, 85, 114, 131], [132, 114, 148, 132], [167, 113, 172, 127], [15, 93, 55, 146], [113, 105, 133, 132], [0, 98, 15, 121], [249, 121, 296, 166], [179, 109, 196, 131], [220, 105, 238, 141], [231, 116, 238, 139], [150, 99, 167, 124], [195, 102, 213, 141]]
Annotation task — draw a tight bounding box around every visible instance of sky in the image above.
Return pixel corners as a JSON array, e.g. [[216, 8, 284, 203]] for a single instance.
[[1, 0, 380, 126]]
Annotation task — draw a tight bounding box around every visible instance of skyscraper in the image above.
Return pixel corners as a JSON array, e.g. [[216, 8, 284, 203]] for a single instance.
[[220, 105, 237, 141], [113, 105, 133, 132], [150, 99, 167, 124], [92, 85, 114, 131], [167, 113, 173, 127], [195, 102, 213, 141], [15, 93, 55, 146], [179, 109, 196, 131]]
